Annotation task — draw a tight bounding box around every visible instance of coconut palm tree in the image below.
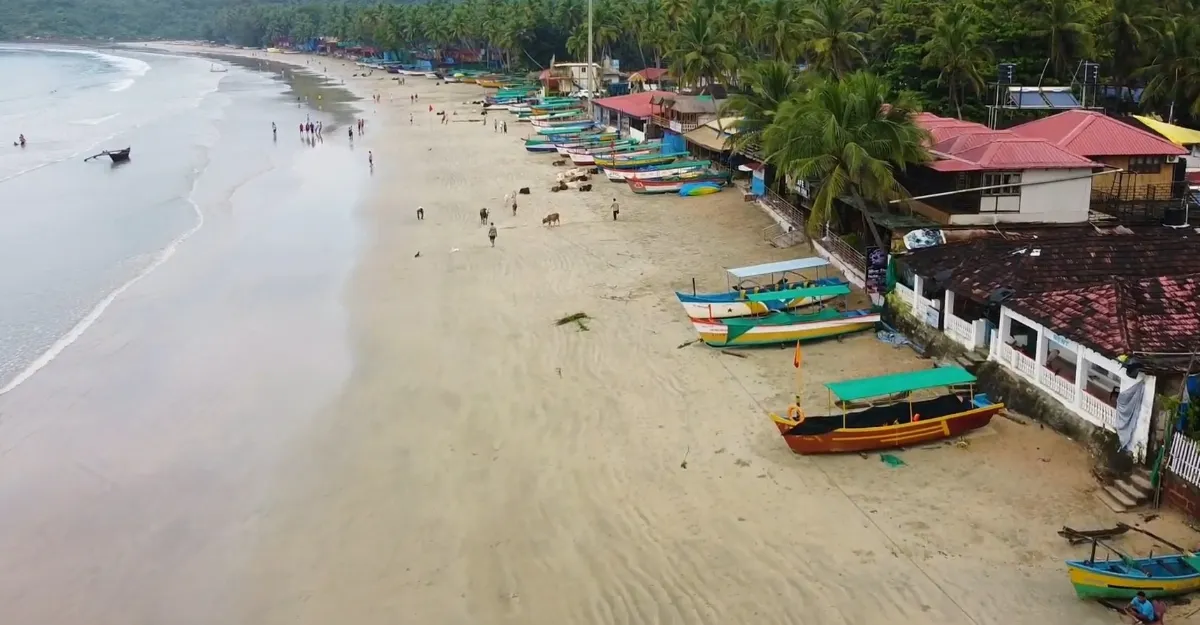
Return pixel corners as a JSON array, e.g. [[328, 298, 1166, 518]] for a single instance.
[[921, 3, 991, 119], [757, 0, 803, 63], [1100, 0, 1160, 94], [1140, 16, 1200, 120], [668, 0, 739, 86], [761, 71, 930, 233], [1035, 0, 1096, 79], [800, 0, 873, 78], [721, 61, 809, 151]]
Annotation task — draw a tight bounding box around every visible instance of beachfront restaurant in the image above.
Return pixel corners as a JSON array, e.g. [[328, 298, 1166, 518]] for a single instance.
[[893, 225, 1200, 463], [590, 91, 669, 142]]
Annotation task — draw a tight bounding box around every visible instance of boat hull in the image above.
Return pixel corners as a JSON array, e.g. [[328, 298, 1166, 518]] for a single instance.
[[1067, 557, 1200, 599], [606, 163, 711, 181], [627, 174, 728, 194], [571, 148, 652, 165], [770, 404, 1001, 454], [675, 278, 847, 318], [692, 310, 879, 347]]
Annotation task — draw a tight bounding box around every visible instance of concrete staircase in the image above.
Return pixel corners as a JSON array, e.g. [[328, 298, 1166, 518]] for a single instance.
[[1096, 469, 1155, 513], [770, 229, 806, 248]]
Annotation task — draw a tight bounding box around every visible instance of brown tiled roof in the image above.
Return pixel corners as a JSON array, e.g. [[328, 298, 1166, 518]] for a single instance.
[[913, 112, 1101, 171], [1011, 274, 1200, 358], [900, 225, 1200, 301]]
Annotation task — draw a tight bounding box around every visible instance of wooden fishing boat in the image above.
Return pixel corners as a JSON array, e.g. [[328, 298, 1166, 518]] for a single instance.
[[1067, 552, 1200, 600], [593, 152, 686, 168], [627, 172, 729, 194], [85, 147, 131, 163], [477, 78, 505, 88], [676, 257, 847, 319], [604, 160, 711, 181], [537, 124, 597, 136], [532, 116, 592, 127], [530, 110, 586, 122], [692, 307, 879, 347], [768, 366, 1003, 454], [572, 147, 653, 165], [555, 139, 634, 154]]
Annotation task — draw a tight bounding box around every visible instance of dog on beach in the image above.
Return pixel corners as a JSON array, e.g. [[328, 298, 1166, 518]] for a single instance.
[[579, 184, 592, 192], [542, 212, 560, 226], [479, 207, 489, 224], [552, 159, 567, 166], [518, 187, 530, 195]]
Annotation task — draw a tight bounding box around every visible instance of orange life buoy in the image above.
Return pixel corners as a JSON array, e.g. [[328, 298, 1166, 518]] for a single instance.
[[787, 404, 806, 424]]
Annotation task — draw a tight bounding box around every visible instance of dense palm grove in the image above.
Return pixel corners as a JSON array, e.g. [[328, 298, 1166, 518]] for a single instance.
[[192, 0, 1200, 228]]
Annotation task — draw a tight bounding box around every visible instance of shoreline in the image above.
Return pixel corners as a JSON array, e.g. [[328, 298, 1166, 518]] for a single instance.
[[7, 43, 1199, 624]]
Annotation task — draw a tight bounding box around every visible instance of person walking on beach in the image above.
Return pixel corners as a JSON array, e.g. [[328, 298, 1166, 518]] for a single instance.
[[416, 206, 424, 220], [348, 126, 354, 142], [271, 122, 277, 138], [611, 198, 620, 221], [410, 113, 413, 125], [368, 151, 373, 169], [502, 120, 508, 133], [488, 223, 497, 247], [511, 195, 518, 216]]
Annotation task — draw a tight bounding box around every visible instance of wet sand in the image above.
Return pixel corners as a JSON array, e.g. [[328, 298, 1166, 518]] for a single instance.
[[4, 43, 1198, 625]]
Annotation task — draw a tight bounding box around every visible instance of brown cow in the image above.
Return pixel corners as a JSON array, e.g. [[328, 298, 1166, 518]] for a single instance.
[[542, 212, 561, 226]]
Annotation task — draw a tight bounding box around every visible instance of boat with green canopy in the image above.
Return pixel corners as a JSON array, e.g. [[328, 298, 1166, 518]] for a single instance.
[[676, 257, 849, 319], [768, 365, 1003, 454]]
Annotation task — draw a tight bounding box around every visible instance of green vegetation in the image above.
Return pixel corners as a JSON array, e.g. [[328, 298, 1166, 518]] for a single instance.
[[8, 0, 1199, 234]]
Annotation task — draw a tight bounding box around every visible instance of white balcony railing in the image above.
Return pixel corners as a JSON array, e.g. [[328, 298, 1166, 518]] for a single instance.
[[1038, 367, 1078, 403], [944, 313, 976, 349], [1012, 350, 1037, 379], [894, 283, 916, 306], [1080, 391, 1118, 430]]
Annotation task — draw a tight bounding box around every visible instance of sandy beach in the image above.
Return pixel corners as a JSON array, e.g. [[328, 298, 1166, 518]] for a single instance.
[[7, 43, 1199, 624]]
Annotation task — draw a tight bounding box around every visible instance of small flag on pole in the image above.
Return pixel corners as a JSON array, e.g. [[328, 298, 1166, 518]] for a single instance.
[[793, 341, 803, 368]]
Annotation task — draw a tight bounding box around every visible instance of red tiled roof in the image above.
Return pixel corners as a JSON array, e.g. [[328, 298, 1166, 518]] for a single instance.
[[1011, 110, 1188, 157], [591, 90, 670, 118], [1012, 274, 1200, 358], [915, 113, 1100, 171]]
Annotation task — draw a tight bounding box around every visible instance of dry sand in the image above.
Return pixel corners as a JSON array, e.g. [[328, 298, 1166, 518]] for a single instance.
[[56, 45, 1200, 624]]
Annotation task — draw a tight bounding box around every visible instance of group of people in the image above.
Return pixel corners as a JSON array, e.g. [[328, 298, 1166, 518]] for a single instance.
[[492, 119, 508, 133], [300, 120, 322, 136], [409, 93, 420, 104]]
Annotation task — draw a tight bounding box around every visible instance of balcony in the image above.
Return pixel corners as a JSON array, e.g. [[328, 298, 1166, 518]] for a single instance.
[[650, 115, 699, 133]]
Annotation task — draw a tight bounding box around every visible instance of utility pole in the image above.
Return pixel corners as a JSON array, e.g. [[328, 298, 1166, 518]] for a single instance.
[[587, 0, 594, 114]]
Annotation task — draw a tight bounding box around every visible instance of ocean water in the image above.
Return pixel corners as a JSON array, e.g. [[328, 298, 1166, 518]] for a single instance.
[[0, 45, 361, 392]]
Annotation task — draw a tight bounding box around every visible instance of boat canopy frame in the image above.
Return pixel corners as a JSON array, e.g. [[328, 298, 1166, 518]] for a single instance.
[[744, 283, 851, 302], [724, 257, 832, 290], [825, 366, 978, 402]]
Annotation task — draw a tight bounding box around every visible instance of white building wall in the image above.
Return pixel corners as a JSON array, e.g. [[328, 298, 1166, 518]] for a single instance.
[[948, 168, 1093, 225], [990, 306, 1157, 462]]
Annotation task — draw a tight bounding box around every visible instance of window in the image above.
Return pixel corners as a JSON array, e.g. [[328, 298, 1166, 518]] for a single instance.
[[1128, 156, 1165, 174], [982, 172, 1022, 196]]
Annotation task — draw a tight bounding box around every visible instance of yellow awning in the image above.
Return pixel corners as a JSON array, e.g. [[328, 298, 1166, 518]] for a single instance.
[[1133, 115, 1200, 146]]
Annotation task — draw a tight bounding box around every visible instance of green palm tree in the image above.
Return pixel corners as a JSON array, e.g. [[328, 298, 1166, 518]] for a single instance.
[[761, 71, 930, 233], [757, 0, 803, 63], [1101, 0, 1160, 93], [668, 2, 738, 86], [1140, 16, 1200, 120], [1035, 0, 1096, 79], [921, 3, 991, 119], [800, 0, 873, 78], [721, 61, 809, 151]]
